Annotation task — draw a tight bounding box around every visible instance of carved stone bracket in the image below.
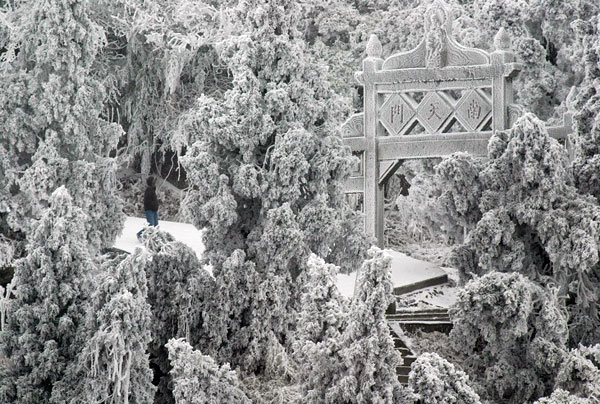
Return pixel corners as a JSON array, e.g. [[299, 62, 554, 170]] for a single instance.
[[341, 113, 364, 138], [507, 104, 525, 128]]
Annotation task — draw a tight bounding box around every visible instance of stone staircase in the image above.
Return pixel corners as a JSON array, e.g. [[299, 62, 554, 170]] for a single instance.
[[387, 308, 452, 333], [389, 327, 416, 385], [387, 307, 453, 385]]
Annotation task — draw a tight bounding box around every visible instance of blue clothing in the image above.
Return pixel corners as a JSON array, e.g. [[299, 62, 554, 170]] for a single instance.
[[145, 210, 159, 226], [137, 210, 159, 240]]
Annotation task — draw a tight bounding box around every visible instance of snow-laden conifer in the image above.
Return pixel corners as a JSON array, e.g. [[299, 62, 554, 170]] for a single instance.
[[449, 271, 568, 403], [166, 338, 251, 404], [141, 228, 215, 403], [533, 389, 592, 404], [570, 14, 600, 201], [408, 352, 481, 404], [0, 0, 124, 256], [177, 0, 367, 374], [327, 247, 402, 403], [66, 249, 155, 404], [433, 153, 485, 244], [554, 344, 600, 401], [292, 254, 348, 402], [0, 187, 94, 403], [449, 113, 600, 345], [90, 0, 224, 177]]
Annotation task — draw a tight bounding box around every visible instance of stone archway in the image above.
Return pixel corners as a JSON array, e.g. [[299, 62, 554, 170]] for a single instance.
[[341, 0, 572, 246]]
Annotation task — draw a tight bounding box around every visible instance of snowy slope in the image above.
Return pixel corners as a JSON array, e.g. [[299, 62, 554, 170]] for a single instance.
[[114, 216, 451, 299]]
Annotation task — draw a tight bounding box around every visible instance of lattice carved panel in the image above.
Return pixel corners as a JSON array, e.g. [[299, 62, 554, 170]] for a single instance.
[[455, 89, 492, 131], [416, 91, 454, 133], [379, 94, 417, 136]]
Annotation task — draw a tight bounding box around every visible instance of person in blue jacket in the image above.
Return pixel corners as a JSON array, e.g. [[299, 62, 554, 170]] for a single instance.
[[137, 176, 159, 242]]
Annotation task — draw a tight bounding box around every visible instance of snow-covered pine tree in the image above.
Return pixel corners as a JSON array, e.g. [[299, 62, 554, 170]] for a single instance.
[[166, 338, 251, 404], [0, 187, 95, 403], [554, 344, 600, 401], [141, 228, 215, 404], [292, 254, 348, 402], [533, 389, 592, 404], [432, 152, 485, 244], [92, 0, 225, 177], [449, 271, 568, 403], [570, 13, 600, 201], [65, 249, 155, 404], [0, 0, 124, 257], [177, 0, 367, 374], [327, 247, 402, 403], [408, 352, 481, 404], [449, 113, 600, 345]]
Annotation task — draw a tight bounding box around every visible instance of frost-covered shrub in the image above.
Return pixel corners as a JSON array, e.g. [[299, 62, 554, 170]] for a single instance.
[[238, 375, 301, 404], [390, 153, 484, 247], [326, 247, 403, 403], [141, 228, 215, 403], [0, 187, 95, 403], [70, 249, 155, 404], [554, 344, 600, 400], [292, 254, 348, 402], [166, 338, 250, 404], [404, 330, 456, 363], [294, 254, 348, 346], [391, 160, 445, 246], [408, 352, 480, 404], [434, 153, 485, 244], [177, 0, 367, 375], [533, 389, 592, 404], [449, 271, 568, 403], [449, 113, 600, 345]]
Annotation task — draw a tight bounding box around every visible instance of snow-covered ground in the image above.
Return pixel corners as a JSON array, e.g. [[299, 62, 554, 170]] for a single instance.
[[114, 216, 454, 302], [336, 250, 449, 298], [114, 216, 205, 259], [396, 284, 458, 309]]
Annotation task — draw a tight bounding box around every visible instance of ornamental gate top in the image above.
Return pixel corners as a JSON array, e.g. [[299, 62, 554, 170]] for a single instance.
[[342, 0, 573, 246]]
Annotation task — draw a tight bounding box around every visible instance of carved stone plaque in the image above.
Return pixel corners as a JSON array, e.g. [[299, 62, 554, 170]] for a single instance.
[[380, 94, 416, 136], [455, 89, 492, 131], [416, 91, 453, 133]]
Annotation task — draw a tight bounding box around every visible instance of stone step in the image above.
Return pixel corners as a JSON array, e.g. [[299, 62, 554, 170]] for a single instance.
[[392, 336, 408, 347], [403, 356, 417, 366], [390, 309, 450, 317], [388, 314, 451, 322], [397, 347, 411, 356], [394, 307, 449, 314], [387, 308, 452, 334], [397, 374, 409, 385], [398, 322, 453, 333], [396, 365, 412, 376]]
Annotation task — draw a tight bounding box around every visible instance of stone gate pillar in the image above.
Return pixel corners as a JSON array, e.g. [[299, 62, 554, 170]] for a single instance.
[[362, 35, 384, 243]]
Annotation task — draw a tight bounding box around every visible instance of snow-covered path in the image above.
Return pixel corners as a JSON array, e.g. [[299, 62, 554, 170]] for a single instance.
[[114, 216, 205, 259], [114, 216, 449, 299]]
